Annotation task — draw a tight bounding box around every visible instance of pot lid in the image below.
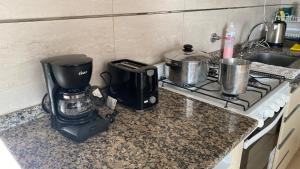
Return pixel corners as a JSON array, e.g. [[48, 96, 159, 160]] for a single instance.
[[164, 44, 210, 62]]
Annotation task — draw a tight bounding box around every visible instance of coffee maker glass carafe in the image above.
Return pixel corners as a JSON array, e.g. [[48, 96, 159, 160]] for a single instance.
[[58, 90, 93, 118]]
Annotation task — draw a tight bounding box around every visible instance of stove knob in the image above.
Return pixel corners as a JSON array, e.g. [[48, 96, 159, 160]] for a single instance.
[[257, 111, 265, 119], [276, 98, 285, 107], [270, 103, 280, 112], [265, 108, 275, 118], [259, 111, 268, 120], [149, 96, 157, 104]]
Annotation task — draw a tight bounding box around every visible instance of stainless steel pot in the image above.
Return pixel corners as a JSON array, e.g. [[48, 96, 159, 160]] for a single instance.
[[164, 45, 210, 85], [219, 58, 251, 95], [165, 56, 209, 85]]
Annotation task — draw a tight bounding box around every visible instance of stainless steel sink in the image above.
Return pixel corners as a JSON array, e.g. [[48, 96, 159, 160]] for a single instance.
[[245, 52, 299, 67]]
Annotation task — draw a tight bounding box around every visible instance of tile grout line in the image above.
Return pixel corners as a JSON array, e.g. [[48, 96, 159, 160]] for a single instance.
[[0, 3, 289, 24], [181, 0, 185, 45]]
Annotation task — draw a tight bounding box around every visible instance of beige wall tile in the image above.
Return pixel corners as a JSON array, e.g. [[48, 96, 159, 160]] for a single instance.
[[114, 13, 183, 64], [281, 0, 300, 4], [0, 0, 112, 20], [113, 0, 184, 14], [183, 10, 228, 52], [227, 7, 265, 43], [185, 0, 281, 10], [0, 18, 114, 115], [226, 6, 278, 43], [183, 6, 279, 53]]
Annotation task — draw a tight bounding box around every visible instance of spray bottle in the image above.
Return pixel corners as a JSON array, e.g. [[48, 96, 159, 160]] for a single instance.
[[223, 23, 236, 59]]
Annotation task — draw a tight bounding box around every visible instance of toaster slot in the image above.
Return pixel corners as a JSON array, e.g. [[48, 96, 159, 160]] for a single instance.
[[115, 60, 147, 70]]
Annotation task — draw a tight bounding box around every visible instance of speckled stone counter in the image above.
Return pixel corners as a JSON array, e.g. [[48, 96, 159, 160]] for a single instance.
[[0, 105, 45, 132], [0, 89, 257, 169]]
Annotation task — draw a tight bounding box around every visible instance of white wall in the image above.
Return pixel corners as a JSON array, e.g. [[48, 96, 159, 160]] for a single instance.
[[0, 0, 282, 115]]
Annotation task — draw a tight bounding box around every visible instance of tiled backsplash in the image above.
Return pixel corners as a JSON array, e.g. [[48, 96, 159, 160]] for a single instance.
[[0, 0, 294, 115]]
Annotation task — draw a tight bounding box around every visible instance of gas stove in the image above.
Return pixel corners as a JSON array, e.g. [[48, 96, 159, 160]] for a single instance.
[[155, 63, 290, 128]]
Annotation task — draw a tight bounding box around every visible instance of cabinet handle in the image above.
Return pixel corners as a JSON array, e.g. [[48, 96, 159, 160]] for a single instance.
[[278, 128, 295, 150], [284, 104, 300, 123], [276, 150, 289, 169]]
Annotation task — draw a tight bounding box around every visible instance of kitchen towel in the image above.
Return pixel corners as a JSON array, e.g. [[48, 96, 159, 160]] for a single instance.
[[250, 62, 300, 79]]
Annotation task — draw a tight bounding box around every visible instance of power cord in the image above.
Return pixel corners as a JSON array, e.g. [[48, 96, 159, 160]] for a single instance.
[[100, 71, 112, 88], [41, 93, 51, 113], [99, 71, 118, 123]]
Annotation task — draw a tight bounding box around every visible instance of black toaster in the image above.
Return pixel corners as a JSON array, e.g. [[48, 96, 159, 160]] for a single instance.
[[108, 59, 158, 112]]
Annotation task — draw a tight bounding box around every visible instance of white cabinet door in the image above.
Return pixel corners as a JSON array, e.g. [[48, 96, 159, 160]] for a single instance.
[[272, 86, 300, 169], [213, 141, 244, 169]]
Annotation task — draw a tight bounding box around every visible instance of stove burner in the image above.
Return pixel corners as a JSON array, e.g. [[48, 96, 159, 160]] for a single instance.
[[176, 83, 195, 89], [221, 93, 239, 101], [208, 68, 218, 77]]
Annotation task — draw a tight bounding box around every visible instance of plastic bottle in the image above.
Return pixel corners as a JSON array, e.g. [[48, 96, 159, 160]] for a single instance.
[[223, 23, 236, 59]]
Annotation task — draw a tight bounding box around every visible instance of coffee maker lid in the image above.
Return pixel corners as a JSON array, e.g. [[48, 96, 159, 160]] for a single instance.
[[41, 54, 92, 67]]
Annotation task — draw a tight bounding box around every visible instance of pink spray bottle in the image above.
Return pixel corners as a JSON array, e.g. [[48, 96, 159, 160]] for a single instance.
[[223, 23, 236, 59]]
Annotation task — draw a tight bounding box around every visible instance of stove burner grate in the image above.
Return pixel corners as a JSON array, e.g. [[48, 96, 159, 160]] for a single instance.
[[160, 69, 285, 111], [250, 70, 286, 81], [160, 78, 250, 111]]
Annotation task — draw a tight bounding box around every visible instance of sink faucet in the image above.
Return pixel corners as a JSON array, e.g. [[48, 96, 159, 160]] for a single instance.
[[239, 22, 270, 56]]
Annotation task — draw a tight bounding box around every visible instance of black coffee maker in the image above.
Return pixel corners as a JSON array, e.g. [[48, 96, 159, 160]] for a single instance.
[[41, 54, 109, 142]]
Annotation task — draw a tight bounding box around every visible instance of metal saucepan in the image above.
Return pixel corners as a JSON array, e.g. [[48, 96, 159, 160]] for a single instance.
[[219, 58, 251, 95], [164, 45, 209, 85]]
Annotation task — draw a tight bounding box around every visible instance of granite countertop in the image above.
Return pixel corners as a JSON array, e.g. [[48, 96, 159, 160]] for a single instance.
[[0, 88, 257, 169]]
